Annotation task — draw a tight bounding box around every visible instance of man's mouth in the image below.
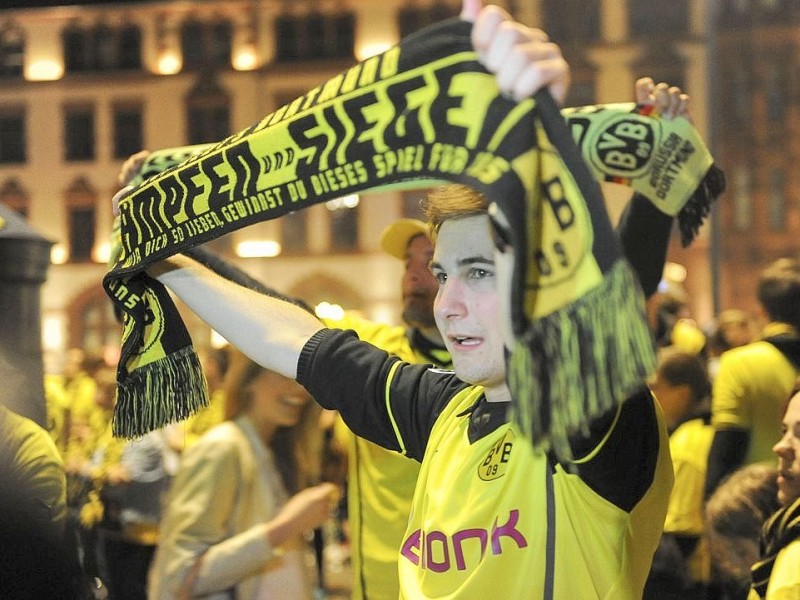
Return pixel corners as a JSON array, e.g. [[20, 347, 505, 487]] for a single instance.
[[449, 335, 481, 347]]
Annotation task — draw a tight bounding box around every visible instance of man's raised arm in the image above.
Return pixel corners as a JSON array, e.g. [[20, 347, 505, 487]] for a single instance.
[[150, 255, 323, 379]]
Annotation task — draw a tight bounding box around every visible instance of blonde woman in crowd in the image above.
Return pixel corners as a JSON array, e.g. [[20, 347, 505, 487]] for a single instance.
[[749, 380, 800, 599], [148, 348, 337, 599]]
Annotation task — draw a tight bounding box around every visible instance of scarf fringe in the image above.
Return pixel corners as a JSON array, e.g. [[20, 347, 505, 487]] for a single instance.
[[508, 260, 656, 464], [750, 496, 800, 598], [677, 163, 726, 247], [112, 346, 208, 439]]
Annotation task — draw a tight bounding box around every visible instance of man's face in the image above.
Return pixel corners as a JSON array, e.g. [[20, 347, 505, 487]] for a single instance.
[[431, 214, 508, 395], [774, 391, 800, 506], [401, 234, 438, 329]]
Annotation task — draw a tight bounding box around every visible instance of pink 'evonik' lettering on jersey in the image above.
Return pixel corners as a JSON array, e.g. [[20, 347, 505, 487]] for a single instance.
[[400, 509, 528, 572]]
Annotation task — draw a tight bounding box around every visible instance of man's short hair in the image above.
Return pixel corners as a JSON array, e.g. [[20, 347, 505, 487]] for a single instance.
[[757, 258, 800, 328], [423, 184, 488, 239]]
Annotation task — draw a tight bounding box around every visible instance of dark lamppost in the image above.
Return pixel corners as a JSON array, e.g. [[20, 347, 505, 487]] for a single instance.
[[0, 203, 53, 427]]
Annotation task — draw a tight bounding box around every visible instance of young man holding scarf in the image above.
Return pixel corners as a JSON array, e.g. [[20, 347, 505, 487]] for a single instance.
[[127, 1, 712, 596]]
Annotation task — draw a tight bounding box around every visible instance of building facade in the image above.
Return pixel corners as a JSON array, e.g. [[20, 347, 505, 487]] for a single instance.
[[2, 0, 793, 372]]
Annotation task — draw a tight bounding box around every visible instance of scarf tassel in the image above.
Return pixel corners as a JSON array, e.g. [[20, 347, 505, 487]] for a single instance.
[[112, 345, 208, 439], [508, 260, 656, 464], [677, 163, 726, 247]]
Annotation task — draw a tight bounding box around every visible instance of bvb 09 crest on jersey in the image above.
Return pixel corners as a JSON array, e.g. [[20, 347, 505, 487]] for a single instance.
[[479, 430, 515, 481]]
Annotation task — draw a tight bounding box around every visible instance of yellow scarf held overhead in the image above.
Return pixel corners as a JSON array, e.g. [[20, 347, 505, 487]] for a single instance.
[[104, 18, 723, 459]]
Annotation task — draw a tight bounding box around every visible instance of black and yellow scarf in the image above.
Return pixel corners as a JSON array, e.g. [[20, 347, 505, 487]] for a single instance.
[[104, 18, 723, 460], [751, 496, 800, 597]]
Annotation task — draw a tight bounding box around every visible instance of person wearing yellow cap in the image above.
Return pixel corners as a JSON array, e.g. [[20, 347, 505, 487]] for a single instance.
[[325, 217, 451, 600]]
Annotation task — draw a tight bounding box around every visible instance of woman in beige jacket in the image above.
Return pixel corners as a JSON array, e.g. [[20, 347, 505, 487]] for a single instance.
[[148, 348, 336, 599]]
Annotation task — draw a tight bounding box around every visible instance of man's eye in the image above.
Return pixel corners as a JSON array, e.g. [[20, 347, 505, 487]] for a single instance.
[[434, 272, 447, 284], [469, 268, 490, 280]]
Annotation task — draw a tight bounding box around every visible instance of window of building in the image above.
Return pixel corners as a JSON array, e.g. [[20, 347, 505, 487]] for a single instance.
[[93, 23, 118, 70], [64, 106, 95, 161], [0, 179, 29, 219], [732, 167, 752, 231], [541, 0, 600, 44], [629, 0, 689, 36], [63, 23, 89, 72], [768, 168, 786, 231], [63, 21, 142, 73], [0, 21, 24, 78], [119, 24, 142, 70], [65, 177, 97, 263], [186, 76, 230, 144], [281, 210, 309, 253], [398, 2, 458, 38], [0, 108, 25, 164], [112, 104, 143, 160], [181, 19, 232, 71], [274, 10, 355, 61]]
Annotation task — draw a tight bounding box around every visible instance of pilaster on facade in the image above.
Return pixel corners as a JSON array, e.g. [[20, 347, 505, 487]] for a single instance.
[[600, 0, 629, 44], [675, 40, 710, 139], [586, 45, 642, 103]]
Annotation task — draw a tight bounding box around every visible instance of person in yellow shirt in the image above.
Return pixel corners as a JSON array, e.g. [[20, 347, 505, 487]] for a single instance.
[[324, 218, 451, 600], [706, 259, 800, 498], [647, 347, 714, 597]]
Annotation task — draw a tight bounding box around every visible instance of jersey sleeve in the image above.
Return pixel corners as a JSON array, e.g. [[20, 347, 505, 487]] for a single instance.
[[570, 389, 664, 512], [710, 351, 750, 430], [297, 328, 467, 461]]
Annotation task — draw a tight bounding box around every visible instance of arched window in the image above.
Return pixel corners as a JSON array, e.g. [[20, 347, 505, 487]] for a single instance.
[[0, 179, 29, 219], [67, 285, 122, 358], [186, 74, 231, 144]]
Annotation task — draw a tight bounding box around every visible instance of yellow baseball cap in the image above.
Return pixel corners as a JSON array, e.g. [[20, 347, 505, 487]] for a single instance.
[[379, 218, 428, 260]]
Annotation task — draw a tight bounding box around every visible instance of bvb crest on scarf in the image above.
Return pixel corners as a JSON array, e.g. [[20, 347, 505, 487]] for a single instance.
[[105, 17, 723, 461]]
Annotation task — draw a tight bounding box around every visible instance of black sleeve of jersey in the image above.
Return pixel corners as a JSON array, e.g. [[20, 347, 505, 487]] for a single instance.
[[704, 428, 750, 500], [616, 192, 673, 299], [297, 328, 468, 461], [570, 388, 661, 512]]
